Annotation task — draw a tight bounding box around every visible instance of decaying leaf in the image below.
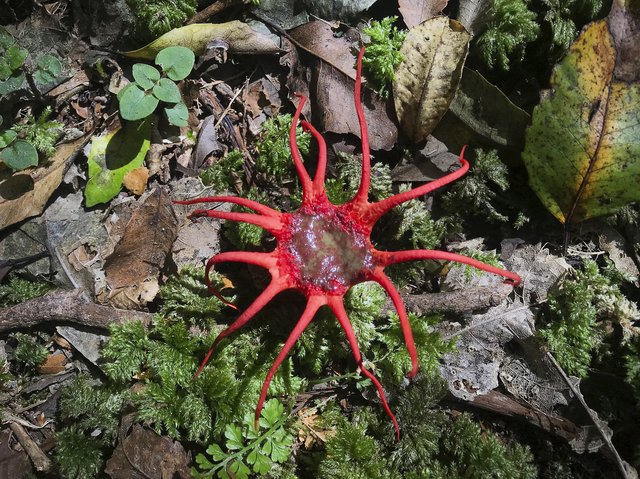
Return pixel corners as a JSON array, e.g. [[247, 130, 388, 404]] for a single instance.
[[0, 134, 89, 230], [122, 166, 149, 195], [302, 0, 377, 22], [399, 0, 448, 28], [105, 424, 190, 479], [99, 188, 178, 309], [122, 22, 280, 60], [449, 67, 530, 148], [457, 0, 491, 36], [393, 16, 470, 143], [85, 119, 151, 207], [439, 299, 535, 401], [523, 2, 640, 224]]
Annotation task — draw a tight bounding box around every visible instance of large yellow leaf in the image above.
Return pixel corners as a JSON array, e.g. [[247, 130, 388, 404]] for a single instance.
[[393, 17, 469, 143], [122, 22, 279, 60], [522, 1, 640, 224]]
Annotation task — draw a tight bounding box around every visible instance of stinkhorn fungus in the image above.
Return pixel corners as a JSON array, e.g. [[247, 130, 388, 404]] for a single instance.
[[176, 46, 521, 440]]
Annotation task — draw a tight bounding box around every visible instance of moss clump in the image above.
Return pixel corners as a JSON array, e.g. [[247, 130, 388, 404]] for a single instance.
[[255, 114, 310, 179], [539, 259, 636, 377], [126, 0, 197, 40], [9, 332, 49, 372], [0, 275, 52, 307], [199, 150, 245, 193], [361, 17, 406, 98], [475, 0, 539, 70]]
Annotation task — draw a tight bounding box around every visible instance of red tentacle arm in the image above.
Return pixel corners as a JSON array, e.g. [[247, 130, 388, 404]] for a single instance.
[[352, 46, 371, 207], [379, 249, 521, 286], [204, 251, 279, 308], [328, 296, 400, 440], [290, 94, 314, 203], [187, 209, 283, 234], [300, 120, 328, 196], [370, 270, 418, 378], [174, 195, 282, 219], [362, 146, 470, 228], [254, 295, 326, 427], [194, 276, 289, 379]]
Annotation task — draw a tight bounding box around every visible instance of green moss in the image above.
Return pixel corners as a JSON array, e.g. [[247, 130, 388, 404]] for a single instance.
[[361, 17, 406, 98], [200, 150, 244, 192], [55, 427, 104, 479], [542, 0, 605, 50], [538, 259, 633, 377], [0, 275, 52, 307], [255, 114, 310, 179], [10, 332, 49, 372], [11, 106, 63, 157], [224, 187, 273, 249], [475, 0, 539, 70], [126, 0, 197, 40]]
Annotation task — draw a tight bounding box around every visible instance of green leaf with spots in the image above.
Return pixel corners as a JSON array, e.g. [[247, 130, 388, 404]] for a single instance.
[[85, 118, 151, 207], [522, 4, 640, 224]]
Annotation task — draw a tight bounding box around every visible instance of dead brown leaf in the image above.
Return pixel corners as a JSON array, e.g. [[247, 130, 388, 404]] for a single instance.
[[105, 424, 190, 479], [399, 0, 449, 28], [123, 167, 149, 196], [0, 134, 90, 230], [37, 353, 67, 375], [99, 188, 178, 309]]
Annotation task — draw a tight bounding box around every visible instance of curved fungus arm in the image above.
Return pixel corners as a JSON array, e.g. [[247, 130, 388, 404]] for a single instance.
[[254, 295, 326, 427], [363, 147, 470, 227], [194, 276, 289, 379], [379, 248, 521, 286], [328, 296, 401, 441], [187, 209, 283, 234], [290, 94, 314, 203], [174, 195, 282, 219], [370, 270, 419, 378], [352, 46, 372, 207], [300, 120, 328, 196]]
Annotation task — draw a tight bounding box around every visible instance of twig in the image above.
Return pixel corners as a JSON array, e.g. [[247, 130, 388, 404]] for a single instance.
[[213, 85, 245, 130], [8, 422, 53, 473], [547, 352, 631, 479], [0, 289, 153, 333], [186, 0, 237, 25]]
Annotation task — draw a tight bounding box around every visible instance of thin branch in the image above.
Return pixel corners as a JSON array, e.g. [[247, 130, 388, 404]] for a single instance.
[[186, 0, 237, 24], [9, 422, 53, 472], [547, 352, 631, 479], [0, 289, 153, 333]]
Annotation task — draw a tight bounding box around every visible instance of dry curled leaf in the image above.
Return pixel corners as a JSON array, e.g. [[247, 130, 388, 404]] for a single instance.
[[393, 17, 470, 143], [399, 0, 448, 28]]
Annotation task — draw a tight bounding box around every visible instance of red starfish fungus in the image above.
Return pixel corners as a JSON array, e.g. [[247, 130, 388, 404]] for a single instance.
[[176, 46, 521, 439]]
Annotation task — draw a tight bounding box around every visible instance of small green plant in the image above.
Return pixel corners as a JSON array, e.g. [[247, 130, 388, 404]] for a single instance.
[[9, 332, 49, 372], [200, 150, 245, 192], [538, 259, 636, 377], [0, 107, 63, 171], [255, 114, 310, 178], [475, 0, 540, 70], [193, 399, 293, 479], [0, 274, 52, 306], [543, 0, 605, 50], [118, 46, 194, 126], [126, 0, 197, 40], [0, 27, 63, 95], [361, 17, 406, 98], [55, 427, 105, 479]]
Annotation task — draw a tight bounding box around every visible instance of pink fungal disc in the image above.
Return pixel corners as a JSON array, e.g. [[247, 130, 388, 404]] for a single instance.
[[175, 45, 522, 441]]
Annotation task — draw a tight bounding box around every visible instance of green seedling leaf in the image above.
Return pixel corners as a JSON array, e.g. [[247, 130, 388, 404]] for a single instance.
[[260, 398, 284, 428], [0, 139, 38, 170], [153, 77, 181, 103], [164, 102, 188, 127], [523, 10, 640, 224], [6, 45, 28, 71], [0, 59, 11, 81], [155, 46, 195, 81], [224, 424, 244, 451], [34, 54, 62, 85], [229, 459, 250, 479], [85, 118, 151, 207], [0, 129, 17, 148], [0, 72, 25, 95], [118, 83, 159, 121], [132, 63, 160, 89], [0, 28, 15, 49]]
